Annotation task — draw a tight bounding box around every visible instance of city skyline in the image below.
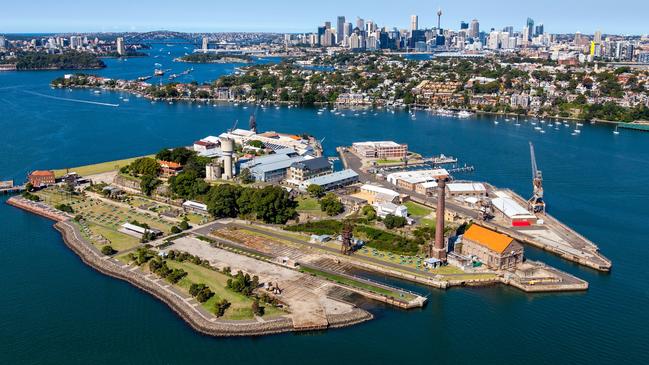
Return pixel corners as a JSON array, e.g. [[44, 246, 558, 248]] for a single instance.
[[1, 0, 648, 35]]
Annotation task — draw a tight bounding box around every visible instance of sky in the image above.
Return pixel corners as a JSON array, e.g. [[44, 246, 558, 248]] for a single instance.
[[1, 0, 647, 35]]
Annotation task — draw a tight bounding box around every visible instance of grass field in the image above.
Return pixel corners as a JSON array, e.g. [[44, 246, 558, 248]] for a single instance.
[[404, 201, 432, 217], [166, 260, 285, 320], [375, 159, 402, 165], [300, 266, 414, 301], [87, 223, 140, 251], [296, 197, 326, 216], [52, 155, 154, 178]]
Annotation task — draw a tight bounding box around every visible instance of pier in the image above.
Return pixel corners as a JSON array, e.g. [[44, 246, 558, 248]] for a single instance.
[[0, 181, 25, 195]]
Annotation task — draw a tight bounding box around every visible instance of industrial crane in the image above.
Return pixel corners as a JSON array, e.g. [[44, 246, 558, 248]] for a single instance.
[[528, 142, 546, 214]]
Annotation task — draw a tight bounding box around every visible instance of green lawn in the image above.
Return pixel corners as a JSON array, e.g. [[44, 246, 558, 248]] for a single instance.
[[166, 260, 285, 320], [300, 266, 414, 301], [296, 197, 326, 216], [87, 223, 139, 251], [376, 159, 402, 165], [404, 201, 432, 217], [52, 155, 154, 178]]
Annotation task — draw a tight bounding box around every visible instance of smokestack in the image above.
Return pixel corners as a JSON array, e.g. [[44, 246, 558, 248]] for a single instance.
[[432, 178, 447, 261], [220, 137, 234, 180]]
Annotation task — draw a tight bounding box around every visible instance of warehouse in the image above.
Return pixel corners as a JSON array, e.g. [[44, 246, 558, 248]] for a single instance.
[[299, 169, 359, 192], [446, 182, 487, 197], [239, 149, 305, 183], [460, 224, 524, 270], [353, 184, 400, 204], [386, 169, 449, 191], [491, 191, 538, 226]]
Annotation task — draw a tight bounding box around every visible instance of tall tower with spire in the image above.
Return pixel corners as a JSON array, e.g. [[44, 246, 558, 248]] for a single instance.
[[436, 8, 443, 32]]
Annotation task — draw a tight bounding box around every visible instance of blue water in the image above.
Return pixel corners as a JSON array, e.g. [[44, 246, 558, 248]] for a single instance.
[[1, 45, 648, 365]]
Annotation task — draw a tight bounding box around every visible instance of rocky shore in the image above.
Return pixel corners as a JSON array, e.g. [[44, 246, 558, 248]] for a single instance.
[[7, 196, 373, 337]]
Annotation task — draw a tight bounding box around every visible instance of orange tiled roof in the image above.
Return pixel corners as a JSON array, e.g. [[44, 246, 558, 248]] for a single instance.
[[158, 160, 182, 169], [30, 170, 54, 177], [463, 225, 513, 254]]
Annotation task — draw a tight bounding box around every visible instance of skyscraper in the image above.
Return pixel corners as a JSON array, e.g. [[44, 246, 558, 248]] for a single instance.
[[410, 15, 419, 31], [201, 36, 209, 51], [469, 19, 480, 38], [526, 18, 534, 41], [460, 21, 469, 30], [356, 17, 365, 32], [116, 37, 125, 56], [337, 16, 345, 44], [594, 30, 602, 43], [535, 24, 544, 36], [0, 35, 6, 50]]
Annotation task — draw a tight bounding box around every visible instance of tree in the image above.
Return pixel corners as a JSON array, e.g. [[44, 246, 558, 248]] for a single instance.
[[238, 168, 254, 184], [179, 220, 190, 230], [214, 299, 231, 317], [307, 184, 325, 198], [140, 174, 161, 196], [251, 186, 297, 224], [252, 300, 264, 317], [25, 182, 33, 192], [168, 170, 209, 199], [101, 245, 117, 255], [383, 214, 407, 229], [361, 205, 377, 221], [129, 157, 160, 176], [319, 193, 344, 216], [205, 184, 241, 218], [171, 226, 181, 234]]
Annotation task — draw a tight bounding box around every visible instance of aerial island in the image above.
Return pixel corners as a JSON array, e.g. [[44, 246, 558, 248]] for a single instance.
[[7, 120, 611, 336]]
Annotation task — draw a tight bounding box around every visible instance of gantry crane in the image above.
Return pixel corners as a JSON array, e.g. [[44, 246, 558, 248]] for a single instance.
[[528, 142, 546, 214]]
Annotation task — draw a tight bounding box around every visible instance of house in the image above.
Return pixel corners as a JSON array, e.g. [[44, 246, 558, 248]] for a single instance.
[[459, 225, 524, 270], [28, 170, 55, 188], [158, 160, 183, 177], [373, 201, 409, 218]]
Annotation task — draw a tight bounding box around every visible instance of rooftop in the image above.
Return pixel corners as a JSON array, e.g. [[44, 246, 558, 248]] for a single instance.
[[303, 169, 358, 186], [463, 225, 514, 254]]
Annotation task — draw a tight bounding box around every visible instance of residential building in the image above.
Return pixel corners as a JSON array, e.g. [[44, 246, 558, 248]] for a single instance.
[[158, 160, 183, 177]]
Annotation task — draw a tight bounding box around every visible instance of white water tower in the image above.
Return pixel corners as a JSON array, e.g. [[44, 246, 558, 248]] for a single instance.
[[220, 137, 234, 180]]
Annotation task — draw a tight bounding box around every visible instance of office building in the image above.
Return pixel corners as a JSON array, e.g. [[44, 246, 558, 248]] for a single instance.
[[526, 18, 534, 41], [469, 19, 480, 38], [337, 16, 345, 44], [410, 15, 419, 31]]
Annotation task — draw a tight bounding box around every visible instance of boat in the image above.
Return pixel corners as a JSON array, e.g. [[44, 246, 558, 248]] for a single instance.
[[534, 126, 542, 131], [613, 125, 620, 135], [574, 129, 581, 134], [317, 111, 323, 115], [576, 123, 584, 127], [540, 130, 546, 134], [457, 111, 472, 118], [93, 90, 101, 94], [494, 121, 499, 125], [154, 69, 165, 76]]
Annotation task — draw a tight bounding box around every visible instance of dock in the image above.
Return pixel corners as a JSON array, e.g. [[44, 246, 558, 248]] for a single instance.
[[0, 180, 25, 195]]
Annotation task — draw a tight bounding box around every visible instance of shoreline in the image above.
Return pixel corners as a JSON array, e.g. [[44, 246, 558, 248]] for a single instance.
[[53, 83, 632, 125], [6, 196, 373, 337]]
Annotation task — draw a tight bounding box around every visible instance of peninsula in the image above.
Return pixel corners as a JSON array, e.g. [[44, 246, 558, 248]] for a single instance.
[[7, 124, 607, 337]]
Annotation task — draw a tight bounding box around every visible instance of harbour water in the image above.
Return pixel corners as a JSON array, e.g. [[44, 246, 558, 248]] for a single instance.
[[1, 45, 648, 364]]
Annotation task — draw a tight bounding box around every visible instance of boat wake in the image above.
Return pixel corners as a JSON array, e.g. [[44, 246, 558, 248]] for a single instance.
[[23, 90, 120, 107]]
